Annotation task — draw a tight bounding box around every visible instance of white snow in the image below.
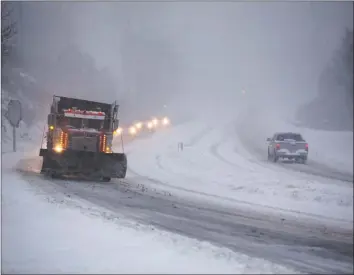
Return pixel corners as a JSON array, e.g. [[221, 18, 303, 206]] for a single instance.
[[2, 94, 351, 273], [292, 127, 353, 174], [1, 87, 45, 153], [1, 119, 44, 153], [1, 139, 298, 274], [238, 108, 353, 175], [19, 71, 37, 83], [123, 119, 353, 228]]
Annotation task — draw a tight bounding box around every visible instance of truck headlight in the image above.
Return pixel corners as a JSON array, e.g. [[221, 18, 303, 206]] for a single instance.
[[114, 127, 123, 136], [54, 145, 63, 153]]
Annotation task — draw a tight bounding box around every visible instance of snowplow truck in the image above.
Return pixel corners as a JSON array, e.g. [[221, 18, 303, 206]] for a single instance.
[[39, 95, 127, 182]]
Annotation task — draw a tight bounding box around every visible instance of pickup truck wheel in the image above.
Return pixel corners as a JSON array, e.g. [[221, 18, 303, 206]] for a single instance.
[[272, 151, 278, 163]]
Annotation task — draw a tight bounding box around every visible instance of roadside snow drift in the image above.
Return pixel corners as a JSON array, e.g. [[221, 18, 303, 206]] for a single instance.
[[2, 152, 298, 274]]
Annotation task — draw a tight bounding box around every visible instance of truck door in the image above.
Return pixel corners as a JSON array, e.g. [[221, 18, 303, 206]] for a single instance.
[[111, 101, 119, 130]]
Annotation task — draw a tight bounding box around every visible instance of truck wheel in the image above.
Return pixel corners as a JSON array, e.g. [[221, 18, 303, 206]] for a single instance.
[[301, 157, 308, 164], [119, 154, 127, 178], [267, 149, 271, 161], [50, 172, 63, 179], [102, 177, 111, 182], [120, 168, 127, 179]]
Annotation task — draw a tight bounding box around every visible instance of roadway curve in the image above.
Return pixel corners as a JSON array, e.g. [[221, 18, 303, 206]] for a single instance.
[[234, 109, 353, 183], [17, 141, 353, 274]]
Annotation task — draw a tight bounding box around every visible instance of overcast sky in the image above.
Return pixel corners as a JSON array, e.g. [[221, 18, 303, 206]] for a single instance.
[[17, 1, 353, 119]]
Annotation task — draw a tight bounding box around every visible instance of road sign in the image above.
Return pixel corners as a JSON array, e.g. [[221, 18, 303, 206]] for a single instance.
[[7, 99, 22, 127], [6, 99, 22, 152]]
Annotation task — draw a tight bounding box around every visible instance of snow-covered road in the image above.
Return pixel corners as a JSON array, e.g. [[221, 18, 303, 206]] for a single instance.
[[2, 110, 353, 274], [10, 153, 353, 274], [3, 152, 299, 274], [121, 116, 352, 273], [235, 107, 353, 183], [126, 120, 353, 224]]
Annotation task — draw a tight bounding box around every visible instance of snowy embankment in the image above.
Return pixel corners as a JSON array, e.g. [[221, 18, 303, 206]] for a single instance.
[[1, 119, 44, 153], [2, 69, 50, 153], [124, 118, 353, 228], [2, 131, 297, 274]]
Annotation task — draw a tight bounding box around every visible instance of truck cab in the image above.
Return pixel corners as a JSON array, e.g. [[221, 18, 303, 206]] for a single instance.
[[40, 95, 126, 181]]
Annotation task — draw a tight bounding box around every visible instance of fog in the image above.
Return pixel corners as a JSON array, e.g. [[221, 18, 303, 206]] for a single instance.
[[11, 2, 353, 126]]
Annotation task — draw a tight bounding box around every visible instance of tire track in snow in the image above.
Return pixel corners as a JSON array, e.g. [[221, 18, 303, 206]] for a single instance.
[[236, 124, 353, 183], [209, 140, 243, 169], [234, 112, 353, 183], [127, 122, 352, 225], [206, 122, 267, 174], [208, 138, 259, 173], [184, 125, 214, 147], [127, 166, 352, 225], [205, 120, 261, 172], [133, 124, 214, 182], [16, 157, 354, 274], [14, 121, 352, 273]]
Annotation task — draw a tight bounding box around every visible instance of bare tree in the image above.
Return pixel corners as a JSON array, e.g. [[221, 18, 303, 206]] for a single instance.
[[1, 2, 17, 68]]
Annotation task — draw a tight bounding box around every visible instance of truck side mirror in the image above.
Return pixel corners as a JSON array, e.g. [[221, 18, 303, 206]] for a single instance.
[[113, 119, 119, 130], [266, 138, 271, 142], [48, 114, 55, 126]]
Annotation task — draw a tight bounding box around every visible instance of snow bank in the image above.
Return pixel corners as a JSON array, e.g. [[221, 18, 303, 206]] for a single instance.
[[124, 119, 353, 227], [1, 119, 44, 154], [1, 70, 49, 153], [290, 125, 353, 175], [2, 152, 297, 274]]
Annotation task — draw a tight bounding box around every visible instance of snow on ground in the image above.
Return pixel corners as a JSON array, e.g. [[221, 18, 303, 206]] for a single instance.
[[1, 121, 44, 153], [2, 85, 46, 153], [238, 108, 353, 175], [123, 119, 353, 228], [1, 137, 298, 274], [291, 126, 353, 174]]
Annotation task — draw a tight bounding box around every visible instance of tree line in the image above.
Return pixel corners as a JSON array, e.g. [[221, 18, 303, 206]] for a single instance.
[[296, 28, 353, 131]]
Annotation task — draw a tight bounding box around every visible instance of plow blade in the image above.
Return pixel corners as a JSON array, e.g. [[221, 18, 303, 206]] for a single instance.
[[39, 149, 127, 180]]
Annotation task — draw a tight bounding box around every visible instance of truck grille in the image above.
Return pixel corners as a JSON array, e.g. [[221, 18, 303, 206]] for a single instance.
[[67, 136, 99, 152]]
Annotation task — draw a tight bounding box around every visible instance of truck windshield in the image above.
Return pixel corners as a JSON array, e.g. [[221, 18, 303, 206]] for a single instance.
[[86, 119, 104, 130], [59, 117, 82, 129], [58, 116, 104, 130]]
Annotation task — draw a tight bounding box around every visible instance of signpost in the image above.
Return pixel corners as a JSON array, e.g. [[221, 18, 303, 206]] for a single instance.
[[6, 99, 22, 152]]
